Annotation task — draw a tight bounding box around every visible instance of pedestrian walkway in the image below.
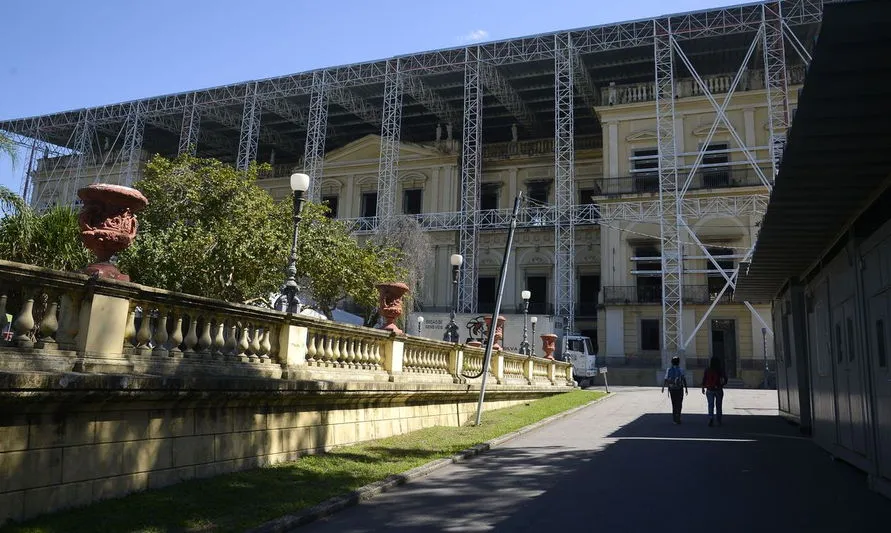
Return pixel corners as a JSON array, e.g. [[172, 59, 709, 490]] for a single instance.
[[302, 387, 891, 532]]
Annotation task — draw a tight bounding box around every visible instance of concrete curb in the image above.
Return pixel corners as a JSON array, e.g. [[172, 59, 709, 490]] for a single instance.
[[247, 391, 615, 533]]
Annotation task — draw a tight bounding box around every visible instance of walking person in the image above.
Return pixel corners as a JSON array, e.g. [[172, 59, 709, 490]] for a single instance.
[[661, 356, 688, 424], [701, 355, 728, 426]]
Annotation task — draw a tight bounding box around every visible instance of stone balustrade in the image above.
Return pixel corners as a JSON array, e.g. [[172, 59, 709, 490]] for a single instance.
[[0, 259, 574, 388]]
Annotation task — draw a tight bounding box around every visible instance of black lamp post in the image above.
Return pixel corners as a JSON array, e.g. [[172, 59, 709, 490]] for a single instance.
[[443, 253, 463, 342], [278, 172, 310, 313], [530, 316, 538, 357], [417, 315, 425, 336], [520, 289, 531, 355]]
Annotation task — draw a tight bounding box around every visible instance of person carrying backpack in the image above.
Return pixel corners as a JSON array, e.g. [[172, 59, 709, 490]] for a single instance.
[[701, 355, 729, 426], [661, 356, 688, 424]]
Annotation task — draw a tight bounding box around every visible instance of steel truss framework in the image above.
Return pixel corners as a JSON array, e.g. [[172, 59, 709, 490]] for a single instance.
[[0, 1, 829, 340], [458, 47, 482, 314], [554, 33, 576, 331], [377, 59, 403, 223]]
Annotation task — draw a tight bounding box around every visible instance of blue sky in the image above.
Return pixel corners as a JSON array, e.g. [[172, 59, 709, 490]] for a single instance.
[[0, 0, 743, 193]]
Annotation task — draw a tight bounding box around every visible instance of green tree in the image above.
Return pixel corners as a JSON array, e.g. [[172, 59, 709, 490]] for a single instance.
[[296, 202, 405, 323], [0, 185, 92, 271], [118, 154, 292, 303], [118, 153, 407, 314], [0, 133, 16, 164]]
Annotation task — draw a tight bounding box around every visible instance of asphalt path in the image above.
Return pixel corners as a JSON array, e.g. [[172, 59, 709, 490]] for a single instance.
[[301, 386, 891, 532]]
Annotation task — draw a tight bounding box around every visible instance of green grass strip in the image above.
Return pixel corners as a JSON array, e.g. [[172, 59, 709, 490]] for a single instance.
[[3, 390, 606, 533]]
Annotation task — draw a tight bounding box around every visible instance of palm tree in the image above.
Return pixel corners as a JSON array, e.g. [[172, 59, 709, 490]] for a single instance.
[[0, 133, 16, 165], [0, 185, 91, 271]]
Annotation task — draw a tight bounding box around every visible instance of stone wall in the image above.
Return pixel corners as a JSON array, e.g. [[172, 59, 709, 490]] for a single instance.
[[0, 372, 557, 524]]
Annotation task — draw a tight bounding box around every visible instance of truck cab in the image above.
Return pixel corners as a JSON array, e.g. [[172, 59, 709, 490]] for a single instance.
[[559, 334, 601, 388]]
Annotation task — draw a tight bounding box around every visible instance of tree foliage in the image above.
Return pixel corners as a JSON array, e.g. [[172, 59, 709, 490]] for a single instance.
[[118, 154, 290, 303], [0, 185, 91, 271], [0, 133, 16, 165], [117, 153, 407, 314], [296, 203, 405, 322], [371, 217, 433, 312]]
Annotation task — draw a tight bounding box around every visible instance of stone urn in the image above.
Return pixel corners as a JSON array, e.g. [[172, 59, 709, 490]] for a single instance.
[[77, 184, 148, 282], [376, 282, 410, 334], [541, 333, 558, 360], [484, 315, 507, 351], [467, 340, 483, 348]]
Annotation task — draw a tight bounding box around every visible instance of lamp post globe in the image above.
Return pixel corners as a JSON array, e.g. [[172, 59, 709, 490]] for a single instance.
[[520, 290, 531, 355], [443, 254, 463, 343], [417, 315, 425, 336], [278, 173, 310, 313]]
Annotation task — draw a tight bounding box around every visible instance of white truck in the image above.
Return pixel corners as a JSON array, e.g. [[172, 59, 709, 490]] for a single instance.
[[408, 311, 603, 388]]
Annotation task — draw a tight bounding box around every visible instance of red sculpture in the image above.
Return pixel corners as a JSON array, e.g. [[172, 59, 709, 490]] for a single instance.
[[484, 315, 507, 351], [541, 334, 558, 360], [376, 282, 410, 334], [77, 184, 148, 282]]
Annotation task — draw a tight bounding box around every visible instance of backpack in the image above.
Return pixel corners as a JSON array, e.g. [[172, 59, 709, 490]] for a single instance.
[[667, 367, 685, 390]]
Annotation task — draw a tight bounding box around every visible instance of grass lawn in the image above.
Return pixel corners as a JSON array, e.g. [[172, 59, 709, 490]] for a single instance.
[[2, 390, 607, 533]]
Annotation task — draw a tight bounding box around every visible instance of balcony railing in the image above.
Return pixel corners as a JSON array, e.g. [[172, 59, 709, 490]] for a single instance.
[[0, 259, 575, 387], [482, 135, 600, 160], [600, 66, 806, 106], [593, 167, 768, 197], [343, 204, 601, 233], [603, 285, 735, 305]]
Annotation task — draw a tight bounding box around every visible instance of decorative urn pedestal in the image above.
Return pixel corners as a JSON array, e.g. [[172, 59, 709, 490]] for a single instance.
[[484, 315, 507, 350], [77, 184, 148, 282], [540, 333, 558, 360], [376, 282, 410, 334]]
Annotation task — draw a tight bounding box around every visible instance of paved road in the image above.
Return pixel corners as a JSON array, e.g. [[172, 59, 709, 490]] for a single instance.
[[303, 387, 891, 532]]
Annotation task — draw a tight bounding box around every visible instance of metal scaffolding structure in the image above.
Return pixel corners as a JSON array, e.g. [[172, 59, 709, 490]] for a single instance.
[[0, 0, 829, 337], [237, 82, 262, 171], [554, 33, 576, 330], [458, 46, 482, 314], [304, 71, 329, 202], [377, 59, 403, 224], [654, 18, 684, 368]]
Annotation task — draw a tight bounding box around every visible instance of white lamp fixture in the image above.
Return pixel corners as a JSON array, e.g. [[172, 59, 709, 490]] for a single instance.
[[290, 172, 310, 193], [521, 290, 531, 301], [450, 253, 464, 267], [417, 315, 425, 335], [530, 316, 538, 324]]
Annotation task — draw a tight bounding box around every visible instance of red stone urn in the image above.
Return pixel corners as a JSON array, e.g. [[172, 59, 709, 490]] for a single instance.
[[541, 333, 558, 360], [484, 315, 507, 351], [77, 184, 148, 282], [376, 282, 410, 334]]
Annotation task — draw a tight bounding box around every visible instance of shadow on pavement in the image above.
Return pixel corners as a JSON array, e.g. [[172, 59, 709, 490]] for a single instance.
[[308, 409, 891, 533]]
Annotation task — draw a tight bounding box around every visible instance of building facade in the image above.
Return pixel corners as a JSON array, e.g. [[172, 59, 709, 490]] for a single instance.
[[2, 1, 826, 386]]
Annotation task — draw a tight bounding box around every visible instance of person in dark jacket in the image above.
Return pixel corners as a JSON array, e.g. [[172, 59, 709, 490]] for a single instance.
[[701, 355, 729, 426], [661, 356, 688, 424]]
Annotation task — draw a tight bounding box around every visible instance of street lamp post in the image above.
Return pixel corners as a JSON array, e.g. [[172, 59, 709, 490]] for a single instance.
[[520, 290, 531, 355], [417, 315, 425, 336], [443, 253, 463, 343], [530, 316, 538, 357], [278, 173, 310, 314]]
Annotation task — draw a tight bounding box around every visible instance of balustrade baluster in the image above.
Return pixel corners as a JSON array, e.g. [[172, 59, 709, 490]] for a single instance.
[[248, 326, 261, 363], [332, 336, 343, 367], [237, 324, 250, 363], [260, 328, 272, 363], [123, 308, 137, 349], [152, 308, 169, 357], [12, 289, 36, 348], [306, 332, 318, 364], [224, 323, 238, 361], [211, 318, 225, 360], [57, 292, 81, 350], [182, 314, 199, 357], [37, 291, 59, 348], [324, 336, 335, 367], [197, 316, 213, 359], [169, 313, 184, 358], [136, 307, 153, 354]]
